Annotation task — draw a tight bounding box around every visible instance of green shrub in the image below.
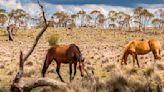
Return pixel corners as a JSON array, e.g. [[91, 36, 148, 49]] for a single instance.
[[48, 34, 59, 46]]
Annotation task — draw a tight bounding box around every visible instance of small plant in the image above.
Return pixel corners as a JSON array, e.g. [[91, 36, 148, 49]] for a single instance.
[[156, 63, 164, 70], [48, 34, 59, 46], [127, 67, 138, 75], [104, 64, 115, 72], [106, 74, 129, 92], [144, 67, 154, 77]]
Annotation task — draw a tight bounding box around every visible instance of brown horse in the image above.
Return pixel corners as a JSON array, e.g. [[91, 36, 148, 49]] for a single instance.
[[41, 44, 85, 82], [121, 39, 161, 68]]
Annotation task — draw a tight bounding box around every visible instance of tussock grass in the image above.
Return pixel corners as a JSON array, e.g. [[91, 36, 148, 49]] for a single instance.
[[126, 67, 138, 75], [48, 33, 59, 46], [156, 63, 164, 70], [144, 67, 154, 77], [104, 64, 116, 72]]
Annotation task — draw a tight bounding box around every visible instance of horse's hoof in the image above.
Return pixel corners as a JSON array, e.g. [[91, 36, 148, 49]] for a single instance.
[[42, 75, 45, 78], [61, 80, 65, 82]]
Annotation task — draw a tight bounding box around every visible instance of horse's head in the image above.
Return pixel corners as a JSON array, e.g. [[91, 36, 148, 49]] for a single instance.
[[68, 44, 85, 77], [79, 57, 85, 77], [121, 48, 129, 66]]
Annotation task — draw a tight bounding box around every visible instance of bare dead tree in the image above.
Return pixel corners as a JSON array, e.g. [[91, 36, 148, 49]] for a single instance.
[[6, 24, 17, 41], [10, 0, 68, 92], [7, 26, 13, 41]]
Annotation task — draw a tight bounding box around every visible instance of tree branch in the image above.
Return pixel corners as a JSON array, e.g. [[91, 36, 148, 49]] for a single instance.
[[10, 0, 52, 92], [37, 0, 47, 24], [23, 78, 67, 91], [23, 25, 48, 61], [23, 0, 49, 62]]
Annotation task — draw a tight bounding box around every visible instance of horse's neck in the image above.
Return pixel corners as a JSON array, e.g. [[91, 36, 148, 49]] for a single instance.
[[122, 50, 129, 61]]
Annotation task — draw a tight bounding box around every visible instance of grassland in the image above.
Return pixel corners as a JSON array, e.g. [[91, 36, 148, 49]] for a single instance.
[[0, 28, 164, 92]]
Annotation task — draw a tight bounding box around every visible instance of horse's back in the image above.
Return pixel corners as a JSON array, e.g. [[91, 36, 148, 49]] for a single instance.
[[127, 39, 151, 54], [127, 38, 160, 54], [50, 44, 70, 57], [48, 44, 81, 63]]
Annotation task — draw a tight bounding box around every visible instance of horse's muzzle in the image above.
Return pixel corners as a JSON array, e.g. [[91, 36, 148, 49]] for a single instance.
[[121, 61, 127, 65], [81, 74, 84, 77]]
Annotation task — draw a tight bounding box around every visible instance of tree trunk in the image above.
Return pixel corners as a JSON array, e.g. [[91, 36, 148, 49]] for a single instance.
[[7, 26, 13, 41]]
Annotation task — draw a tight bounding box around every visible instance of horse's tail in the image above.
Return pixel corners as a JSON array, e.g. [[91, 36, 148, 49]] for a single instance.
[[41, 48, 54, 77]]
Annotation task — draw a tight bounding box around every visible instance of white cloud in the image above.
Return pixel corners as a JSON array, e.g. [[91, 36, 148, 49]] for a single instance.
[[22, 3, 40, 17], [42, 4, 134, 17], [0, 0, 22, 10]]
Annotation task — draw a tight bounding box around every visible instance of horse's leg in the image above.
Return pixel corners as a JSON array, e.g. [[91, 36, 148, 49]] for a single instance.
[[132, 54, 136, 67], [135, 55, 140, 68], [153, 49, 161, 63], [41, 56, 53, 77], [69, 64, 72, 82], [72, 62, 77, 80], [56, 63, 64, 82], [156, 48, 161, 59]]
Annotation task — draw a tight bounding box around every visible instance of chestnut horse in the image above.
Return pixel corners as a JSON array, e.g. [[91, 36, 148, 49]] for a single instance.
[[41, 44, 85, 82], [121, 39, 161, 68]]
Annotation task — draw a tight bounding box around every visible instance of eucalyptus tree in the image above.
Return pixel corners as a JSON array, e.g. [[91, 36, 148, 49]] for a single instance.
[[77, 10, 86, 27], [0, 9, 14, 41], [85, 14, 92, 27], [8, 9, 29, 27], [71, 14, 78, 27], [152, 18, 163, 29], [133, 6, 154, 31], [117, 12, 131, 30], [8, 9, 15, 25], [115, 11, 127, 30], [108, 11, 117, 29], [0, 9, 8, 26], [90, 10, 101, 27], [159, 9, 164, 19], [97, 13, 106, 28], [142, 9, 154, 30], [53, 11, 70, 27]]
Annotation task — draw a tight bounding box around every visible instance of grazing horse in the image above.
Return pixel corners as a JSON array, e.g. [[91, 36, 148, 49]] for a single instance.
[[41, 44, 85, 82], [121, 39, 161, 68]]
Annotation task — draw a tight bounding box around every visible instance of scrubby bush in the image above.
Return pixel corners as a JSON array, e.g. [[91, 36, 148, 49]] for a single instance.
[[48, 33, 59, 46]]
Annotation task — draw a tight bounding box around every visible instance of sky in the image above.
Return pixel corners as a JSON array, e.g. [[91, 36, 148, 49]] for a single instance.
[[20, 0, 164, 7], [0, 0, 163, 18], [0, 0, 163, 27]]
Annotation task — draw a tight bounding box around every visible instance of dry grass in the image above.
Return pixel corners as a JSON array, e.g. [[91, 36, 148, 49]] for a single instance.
[[0, 28, 164, 91]]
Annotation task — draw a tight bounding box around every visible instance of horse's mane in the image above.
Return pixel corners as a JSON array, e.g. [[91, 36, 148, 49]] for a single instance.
[[67, 44, 82, 61], [71, 44, 81, 54], [124, 41, 134, 52]]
